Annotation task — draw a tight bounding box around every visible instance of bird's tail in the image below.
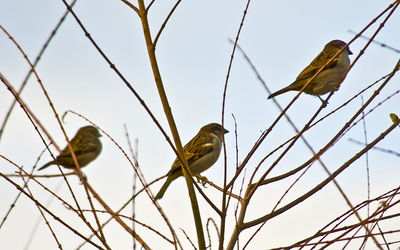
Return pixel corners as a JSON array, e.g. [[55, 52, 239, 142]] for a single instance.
[[155, 176, 173, 200], [37, 161, 55, 171], [268, 86, 293, 99]]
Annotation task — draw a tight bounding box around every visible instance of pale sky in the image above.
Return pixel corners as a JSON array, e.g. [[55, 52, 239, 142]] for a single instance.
[[1, 0, 400, 249]]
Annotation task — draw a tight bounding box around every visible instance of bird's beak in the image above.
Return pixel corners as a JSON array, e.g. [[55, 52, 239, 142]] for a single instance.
[[224, 128, 229, 134], [347, 47, 353, 55]]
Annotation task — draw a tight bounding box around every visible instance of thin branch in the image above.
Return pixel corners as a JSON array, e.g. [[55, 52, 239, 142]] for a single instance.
[[0, 155, 108, 248], [75, 175, 169, 249], [287, 187, 400, 248], [235, 40, 381, 247], [0, 73, 60, 151], [348, 29, 400, 53], [146, 0, 156, 11], [23, 181, 65, 250], [255, 58, 400, 188], [79, 209, 175, 244], [206, 218, 220, 248], [64, 110, 180, 248], [226, 7, 400, 245], [0, 0, 78, 143], [0, 173, 105, 249], [123, 125, 138, 250], [137, 0, 205, 248], [219, 1, 252, 249], [120, 0, 139, 13], [0, 147, 47, 230], [18, 173, 63, 250], [57, 0, 176, 159], [180, 228, 198, 250], [226, 0, 399, 193], [349, 138, 400, 156], [153, 0, 182, 47], [199, 178, 243, 203], [243, 119, 399, 229], [0, 24, 111, 247]]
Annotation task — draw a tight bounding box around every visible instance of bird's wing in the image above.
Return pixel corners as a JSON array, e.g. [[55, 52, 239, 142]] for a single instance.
[[76, 141, 100, 154], [296, 50, 339, 82], [170, 133, 215, 172], [57, 136, 99, 159]]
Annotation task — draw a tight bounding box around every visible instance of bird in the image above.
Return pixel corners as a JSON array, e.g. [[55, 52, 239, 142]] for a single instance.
[[38, 126, 102, 171], [268, 40, 352, 99], [155, 123, 229, 200]]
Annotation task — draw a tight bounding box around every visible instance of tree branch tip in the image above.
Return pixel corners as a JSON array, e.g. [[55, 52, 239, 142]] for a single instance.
[[389, 113, 400, 125], [389, 113, 399, 124]]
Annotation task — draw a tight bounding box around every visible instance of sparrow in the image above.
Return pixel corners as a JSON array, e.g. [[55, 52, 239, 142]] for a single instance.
[[268, 40, 352, 99], [38, 126, 102, 171], [155, 123, 229, 200]]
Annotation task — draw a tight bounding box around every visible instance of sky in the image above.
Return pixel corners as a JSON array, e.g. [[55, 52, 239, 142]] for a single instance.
[[1, 0, 400, 249]]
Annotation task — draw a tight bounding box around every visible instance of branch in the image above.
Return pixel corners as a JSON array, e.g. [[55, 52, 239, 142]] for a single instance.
[[137, 1, 205, 248], [243, 119, 399, 229], [153, 0, 182, 47]]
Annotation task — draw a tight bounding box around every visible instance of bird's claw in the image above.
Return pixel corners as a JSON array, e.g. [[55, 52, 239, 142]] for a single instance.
[[194, 174, 208, 186]]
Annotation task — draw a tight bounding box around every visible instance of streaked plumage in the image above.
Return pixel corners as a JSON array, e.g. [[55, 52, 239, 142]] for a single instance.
[[268, 40, 352, 99], [38, 126, 102, 171], [155, 123, 229, 200]]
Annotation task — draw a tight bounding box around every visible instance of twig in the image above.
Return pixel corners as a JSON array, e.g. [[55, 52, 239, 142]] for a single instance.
[[0, 173, 105, 249], [219, 1, 252, 249], [137, 0, 205, 248], [123, 125, 138, 250], [0, 155, 107, 248], [349, 138, 400, 156], [348, 29, 400, 53], [18, 173, 63, 250], [0, 73, 60, 151], [234, 40, 382, 248], [120, 0, 139, 13], [0, 0, 78, 143], [0, 26, 109, 245], [180, 228, 198, 250], [243, 118, 399, 230], [153, 0, 182, 47], [65, 110, 180, 247]]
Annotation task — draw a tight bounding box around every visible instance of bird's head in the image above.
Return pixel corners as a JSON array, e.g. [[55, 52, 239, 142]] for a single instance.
[[326, 40, 352, 55], [78, 126, 102, 137], [200, 123, 229, 137]]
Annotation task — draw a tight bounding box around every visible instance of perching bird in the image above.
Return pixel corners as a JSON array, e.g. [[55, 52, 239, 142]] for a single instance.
[[38, 126, 102, 171], [268, 40, 352, 99], [155, 123, 229, 200]]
